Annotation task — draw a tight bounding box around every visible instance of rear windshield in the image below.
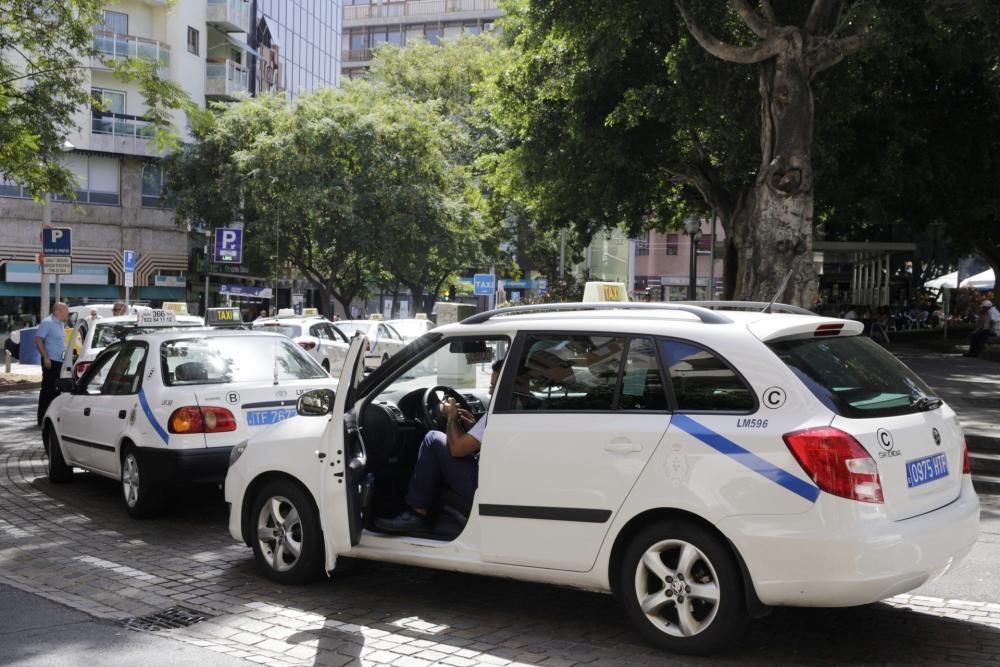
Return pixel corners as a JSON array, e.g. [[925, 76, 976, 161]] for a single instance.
[[768, 335, 937, 419], [253, 323, 302, 338], [161, 335, 325, 386], [335, 322, 366, 338]]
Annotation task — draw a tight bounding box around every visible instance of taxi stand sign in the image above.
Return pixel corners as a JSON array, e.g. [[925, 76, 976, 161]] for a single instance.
[[42, 227, 72, 275], [137, 309, 177, 327]]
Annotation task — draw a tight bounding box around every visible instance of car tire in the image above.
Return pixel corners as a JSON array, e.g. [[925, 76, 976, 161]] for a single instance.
[[45, 426, 73, 483], [619, 521, 748, 656], [120, 445, 164, 519], [250, 480, 324, 585]]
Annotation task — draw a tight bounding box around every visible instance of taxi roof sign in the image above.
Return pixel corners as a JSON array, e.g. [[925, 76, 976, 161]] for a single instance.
[[206, 307, 244, 327], [162, 302, 188, 315], [369, 313, 384, 320], [302, 307, 319, 316], [582, 281, 629, 303], [137, 309, 177, 327]]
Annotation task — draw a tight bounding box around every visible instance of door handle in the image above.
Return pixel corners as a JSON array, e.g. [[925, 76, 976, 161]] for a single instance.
[[118, 410, 127, 420], [83, 407, 91, 417], [604, 441, 641, 454]]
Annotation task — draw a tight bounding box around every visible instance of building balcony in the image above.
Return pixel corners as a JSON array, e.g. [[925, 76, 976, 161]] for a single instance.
[[207, 0, 251, 33], [206, 59, 250, 99], [343, 0, 503, 26], [92, 31, 171, 72], [342, 48, 374, 65], [90, 110, 161, 157]]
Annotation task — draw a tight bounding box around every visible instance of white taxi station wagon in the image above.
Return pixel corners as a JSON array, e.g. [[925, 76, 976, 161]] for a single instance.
[[224, 302, 980, 655], [43, 320, 334, 518]]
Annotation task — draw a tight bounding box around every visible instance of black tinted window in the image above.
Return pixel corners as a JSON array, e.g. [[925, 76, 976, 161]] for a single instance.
[[768, 335, 937, 418], [510, 334, 625, 411], [660, 340, 754, 412], [618, 338, 668, 411]]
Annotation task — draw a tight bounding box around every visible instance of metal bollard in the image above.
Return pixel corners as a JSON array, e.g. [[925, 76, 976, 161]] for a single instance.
[[4, 349, 10, 373]]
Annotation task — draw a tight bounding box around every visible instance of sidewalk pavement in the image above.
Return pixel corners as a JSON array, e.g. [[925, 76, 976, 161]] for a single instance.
[[0, 359, 42, 390]]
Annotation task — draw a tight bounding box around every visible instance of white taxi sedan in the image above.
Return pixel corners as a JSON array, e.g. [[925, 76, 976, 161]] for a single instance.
[[252, 314, 350, 374], [335, 319, 407, 369], [43, 329, 333, 518]]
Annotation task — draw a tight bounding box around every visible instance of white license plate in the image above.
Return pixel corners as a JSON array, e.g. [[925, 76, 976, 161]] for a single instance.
[[905, 453, 949, 488]]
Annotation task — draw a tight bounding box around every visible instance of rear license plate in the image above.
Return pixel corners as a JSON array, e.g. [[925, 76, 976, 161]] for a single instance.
[[246, 408, 297, 426], [905, 453, 950, 488]]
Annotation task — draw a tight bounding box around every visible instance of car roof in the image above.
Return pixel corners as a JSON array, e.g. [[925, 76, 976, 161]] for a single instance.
[[114, 329, 289, 343], [254, 317, 326, 326]]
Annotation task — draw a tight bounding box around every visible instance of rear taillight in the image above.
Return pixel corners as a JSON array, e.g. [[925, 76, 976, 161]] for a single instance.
[[783, 427, 884, 503], [962, 438, 971, 475], [73, 361, 92, 380], [168, 406, 236, 434], [298, 341, 316, 351]]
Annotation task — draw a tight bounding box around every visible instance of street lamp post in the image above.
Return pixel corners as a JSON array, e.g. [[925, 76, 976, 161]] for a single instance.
[[684, 217, 702, 300]]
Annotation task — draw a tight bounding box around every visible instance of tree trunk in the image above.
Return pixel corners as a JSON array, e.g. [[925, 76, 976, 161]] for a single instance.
[[729, 33, 818, 307]]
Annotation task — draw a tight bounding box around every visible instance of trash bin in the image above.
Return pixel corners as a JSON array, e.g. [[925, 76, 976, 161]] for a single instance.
[[17, 327, 41, 365]]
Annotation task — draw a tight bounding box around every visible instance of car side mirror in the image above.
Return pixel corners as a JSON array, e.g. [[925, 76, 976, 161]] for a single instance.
[[57, 378, 76, 393], [297, 389, 335, 417]]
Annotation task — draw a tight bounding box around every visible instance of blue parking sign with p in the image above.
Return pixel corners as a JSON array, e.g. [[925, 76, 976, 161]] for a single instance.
[[214, 228, 243, 264], [473, 273, 496, 296], [42, 227, 72, 255]]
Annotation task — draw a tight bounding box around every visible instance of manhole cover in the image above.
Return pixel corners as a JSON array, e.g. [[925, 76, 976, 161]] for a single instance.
[[119, 606, 212, 632]]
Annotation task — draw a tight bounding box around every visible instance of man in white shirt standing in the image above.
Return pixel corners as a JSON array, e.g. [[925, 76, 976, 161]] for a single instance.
[[966, 300, 1000, 357]]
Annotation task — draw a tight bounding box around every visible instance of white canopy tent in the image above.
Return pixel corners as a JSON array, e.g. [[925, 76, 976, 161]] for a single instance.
[[959, 269, 996, 290], [924, 271, 958, 290]]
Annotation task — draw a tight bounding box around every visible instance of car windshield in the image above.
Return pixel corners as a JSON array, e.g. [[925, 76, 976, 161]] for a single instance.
[[93, 323, 122, 348], [389, 320, 428, 338], [335, 322, 368, 338], [767, 335, 938, 418], [253, 322, 302, 338], [161, 335, 326, 386]]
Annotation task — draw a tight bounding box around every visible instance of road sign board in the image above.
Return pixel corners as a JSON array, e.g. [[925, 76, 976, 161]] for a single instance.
[[123, 250, 136, 288], [537, 278, 549, 296], [43, 256, 72, 275], [42, 227, 72, 256], [473, 273, 496, 296], [214, 228, 243, 264]]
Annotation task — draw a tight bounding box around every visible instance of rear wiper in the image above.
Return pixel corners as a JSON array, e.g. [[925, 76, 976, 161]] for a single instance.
[[911, 396, 943, 411]]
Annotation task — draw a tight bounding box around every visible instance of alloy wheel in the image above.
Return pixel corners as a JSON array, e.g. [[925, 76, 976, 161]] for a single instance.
[[256, 496, 304, 573], [634, 538, 721, 638], [122, 453, 140, 508]]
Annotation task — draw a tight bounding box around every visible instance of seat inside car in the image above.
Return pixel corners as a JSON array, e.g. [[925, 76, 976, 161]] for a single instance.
[[174, 361, 209, 382]]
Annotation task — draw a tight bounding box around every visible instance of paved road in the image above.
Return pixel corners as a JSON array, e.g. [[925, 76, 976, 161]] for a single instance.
[[3, 390, 1000, 666]]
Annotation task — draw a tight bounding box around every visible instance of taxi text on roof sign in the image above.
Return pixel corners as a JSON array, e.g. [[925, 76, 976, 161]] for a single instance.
[[137, 309, 177, 326], [206, 307, 242, 326], [582, 281, 629, 303]]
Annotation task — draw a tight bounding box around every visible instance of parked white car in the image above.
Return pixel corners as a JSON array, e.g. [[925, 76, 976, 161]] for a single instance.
[[225, 302, 979, 655], [252, 314, 350, 375], [335, 319, 407, 369], [61, 311, 203, 380], [43, 328, 333, 518], [385, 317, 434, 343], [67, 303, 150, 328]]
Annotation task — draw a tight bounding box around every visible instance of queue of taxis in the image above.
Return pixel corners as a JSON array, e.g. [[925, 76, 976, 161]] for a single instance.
[[42, 309, 334, 518]]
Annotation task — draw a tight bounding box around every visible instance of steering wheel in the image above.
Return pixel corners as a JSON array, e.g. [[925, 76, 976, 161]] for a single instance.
[[421, 385, 474, 431]]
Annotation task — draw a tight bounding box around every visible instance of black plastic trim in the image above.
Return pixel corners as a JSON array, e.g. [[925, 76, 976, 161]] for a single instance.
[[479, 504, 612, 523], [62, 435, 115, 452]]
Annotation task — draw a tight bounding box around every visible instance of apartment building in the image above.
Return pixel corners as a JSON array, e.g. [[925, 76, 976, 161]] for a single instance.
[[341, 0, 502, 78], [0, 0, 341, 316]]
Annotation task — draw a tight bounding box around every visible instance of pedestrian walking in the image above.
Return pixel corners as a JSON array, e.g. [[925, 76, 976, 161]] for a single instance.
[[35, 302, 69, 425]]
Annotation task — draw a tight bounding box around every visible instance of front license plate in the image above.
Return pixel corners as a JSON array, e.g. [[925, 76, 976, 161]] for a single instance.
[[905, 453, 950, 488], [246, 408, 297, 426]]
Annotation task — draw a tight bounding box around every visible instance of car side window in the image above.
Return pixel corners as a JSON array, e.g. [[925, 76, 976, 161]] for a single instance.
[[101, 343, 148, 396], [330, 324, 348, 343], [377, 324, 391, 340], [659, 340, 755, 412], [618, 337, 668, 411], [82, 351, 119, 396], [386, 324, 402, 341], [507, 333, 625, 411], [311, 324, 331, 340]]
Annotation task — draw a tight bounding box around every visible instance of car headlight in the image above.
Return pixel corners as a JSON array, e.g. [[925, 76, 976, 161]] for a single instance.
[[229, 440, 248, 468]]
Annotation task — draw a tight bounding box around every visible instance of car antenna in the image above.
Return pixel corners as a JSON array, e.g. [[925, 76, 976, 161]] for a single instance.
[[762, 264, 797, 313], [273, 344, 279, 386]]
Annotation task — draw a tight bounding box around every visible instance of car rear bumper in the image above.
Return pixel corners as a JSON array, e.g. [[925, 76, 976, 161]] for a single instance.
[[136, 445, 233, 486], [718, 477, 980, 607]]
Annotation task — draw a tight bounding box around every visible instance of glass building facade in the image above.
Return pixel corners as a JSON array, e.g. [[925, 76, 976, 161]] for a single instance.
[[252, 0, 342, 98]]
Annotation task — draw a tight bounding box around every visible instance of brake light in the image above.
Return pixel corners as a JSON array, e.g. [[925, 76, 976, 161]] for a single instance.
[[73, 361, 92, 380], [298, 340, 316, 351], [168, 406, 236, 434], [962, 438, 971, 475], [815, 323, 845, 337], [783, 427, 884, 503]]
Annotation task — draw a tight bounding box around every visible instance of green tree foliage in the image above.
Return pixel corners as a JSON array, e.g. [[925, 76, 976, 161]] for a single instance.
[[166, 84, 482, 315], [0, 0, 192, 198], [488, 0, 1000, 300]]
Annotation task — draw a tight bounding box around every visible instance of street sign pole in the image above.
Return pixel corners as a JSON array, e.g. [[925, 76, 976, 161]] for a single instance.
[[40, 195, 50, 318]]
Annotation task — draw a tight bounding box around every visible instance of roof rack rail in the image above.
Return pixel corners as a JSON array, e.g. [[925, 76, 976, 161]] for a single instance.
[[460, 302, 732, 325], [672, 301, 814, 315]]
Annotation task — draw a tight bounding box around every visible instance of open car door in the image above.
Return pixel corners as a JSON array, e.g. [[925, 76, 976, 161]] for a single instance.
[[319, 334, 368, 571]]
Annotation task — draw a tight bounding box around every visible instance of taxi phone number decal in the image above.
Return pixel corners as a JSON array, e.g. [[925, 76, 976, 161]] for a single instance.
[[246, 408, 297, 426]]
